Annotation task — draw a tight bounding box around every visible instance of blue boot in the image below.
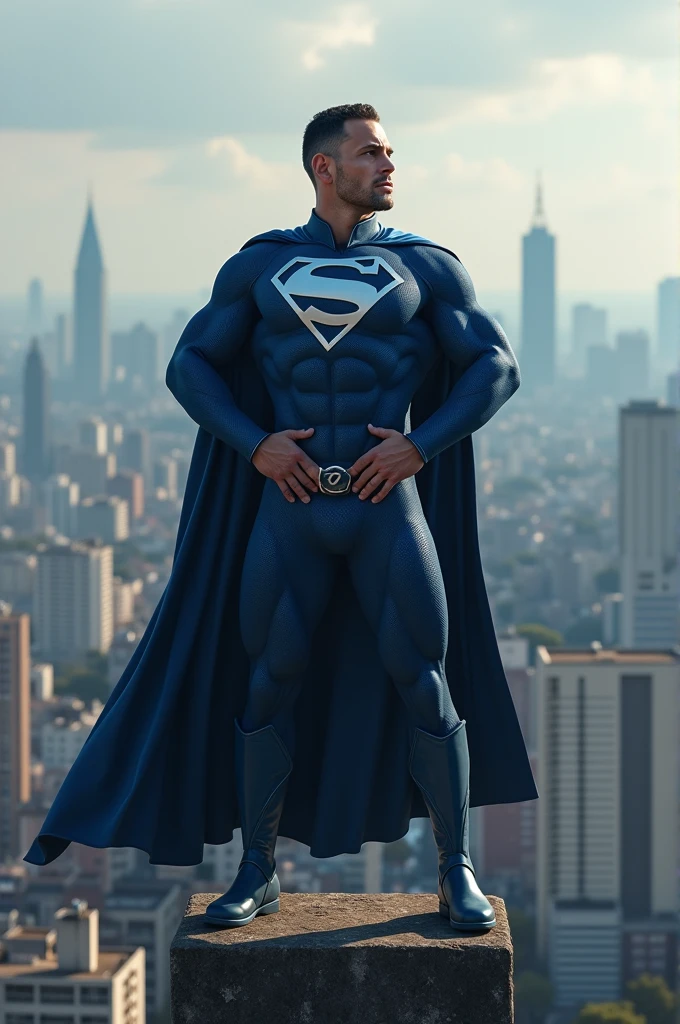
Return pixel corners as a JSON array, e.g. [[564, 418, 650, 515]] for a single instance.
[[409, 719, 496, 932], [204, 717, 293, 927]]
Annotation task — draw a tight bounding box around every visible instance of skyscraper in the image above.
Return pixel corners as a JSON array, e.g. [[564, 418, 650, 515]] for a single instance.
[[656, 276, 680, 370], [619, 400, 679, 647], [536, 646, 680, 1008], [22, 337, 50, 482], [520, 175, 556, 393], [34, 540, 114, 659], [0, 606, 31, 861], [26, 278, 43, 338], [615, 330, 650, 402], [73, 192, 109, 399]]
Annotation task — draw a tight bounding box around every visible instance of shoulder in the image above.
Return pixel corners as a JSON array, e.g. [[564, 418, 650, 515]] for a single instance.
[[404, 244, 476, 307], [210, 242, 286, 305]]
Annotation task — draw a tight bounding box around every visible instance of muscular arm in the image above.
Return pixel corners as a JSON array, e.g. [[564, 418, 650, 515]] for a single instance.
[[165, 246, 277, 462], [406, 247, 521, 463]]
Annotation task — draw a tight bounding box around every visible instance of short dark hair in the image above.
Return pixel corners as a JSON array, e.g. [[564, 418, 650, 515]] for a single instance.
[[302, 103, 380, 187]]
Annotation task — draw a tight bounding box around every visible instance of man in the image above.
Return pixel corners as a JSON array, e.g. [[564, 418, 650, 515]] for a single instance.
[[24, 104, 537, 933]]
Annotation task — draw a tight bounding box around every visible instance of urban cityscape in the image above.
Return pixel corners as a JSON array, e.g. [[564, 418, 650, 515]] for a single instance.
[[0, 175, 676, 1021]]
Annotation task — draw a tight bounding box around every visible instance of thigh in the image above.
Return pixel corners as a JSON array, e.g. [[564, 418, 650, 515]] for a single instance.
[[348, 497, 448, 674], [238, 505, 337, 669]]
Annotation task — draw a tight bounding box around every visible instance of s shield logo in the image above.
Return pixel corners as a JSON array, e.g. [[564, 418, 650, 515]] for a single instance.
[[271, 257, 405, 350]]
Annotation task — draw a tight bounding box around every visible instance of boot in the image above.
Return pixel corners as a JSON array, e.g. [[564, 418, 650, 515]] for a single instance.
[[409, 718, 496, 932], [204, 717, 293, 927]]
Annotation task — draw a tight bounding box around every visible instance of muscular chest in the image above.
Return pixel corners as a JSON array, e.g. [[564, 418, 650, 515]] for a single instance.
[[250, 246, 434, 386]]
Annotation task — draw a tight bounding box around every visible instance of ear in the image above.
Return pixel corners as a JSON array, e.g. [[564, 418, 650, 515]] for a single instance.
[[311, 152, 334, 187]]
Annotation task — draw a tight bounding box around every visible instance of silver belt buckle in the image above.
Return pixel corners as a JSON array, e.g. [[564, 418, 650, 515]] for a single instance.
[[318, 465, 352, 495]]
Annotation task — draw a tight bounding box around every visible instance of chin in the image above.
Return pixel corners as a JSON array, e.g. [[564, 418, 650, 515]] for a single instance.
[[372, 193, 394, 212]]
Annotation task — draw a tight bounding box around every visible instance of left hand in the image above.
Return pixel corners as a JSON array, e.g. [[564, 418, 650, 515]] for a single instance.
[[348, 424, 425, 503]]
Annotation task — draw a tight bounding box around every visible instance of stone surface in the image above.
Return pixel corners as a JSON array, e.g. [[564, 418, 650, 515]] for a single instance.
[[170, 892, 514, 1023]]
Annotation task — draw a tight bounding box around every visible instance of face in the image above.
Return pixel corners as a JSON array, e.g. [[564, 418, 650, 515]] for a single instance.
[[318, 119, 395, 212]]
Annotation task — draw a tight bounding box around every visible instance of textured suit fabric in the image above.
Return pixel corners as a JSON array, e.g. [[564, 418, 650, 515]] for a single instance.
[[23, 210, 538, 868]]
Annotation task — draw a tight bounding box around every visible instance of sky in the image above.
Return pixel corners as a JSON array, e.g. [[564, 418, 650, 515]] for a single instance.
[[0, 0, 677, 297]]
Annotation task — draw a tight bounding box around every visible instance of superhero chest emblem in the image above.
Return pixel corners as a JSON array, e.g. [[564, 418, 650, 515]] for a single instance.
[[271, 256, 405, 351]]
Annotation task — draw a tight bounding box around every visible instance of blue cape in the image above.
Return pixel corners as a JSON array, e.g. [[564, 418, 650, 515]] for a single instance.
[[24, 224, 538, 867]]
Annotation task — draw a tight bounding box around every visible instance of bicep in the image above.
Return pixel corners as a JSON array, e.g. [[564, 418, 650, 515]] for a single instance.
[[423, 254, 519, 385], [166, 251, 262, 380]]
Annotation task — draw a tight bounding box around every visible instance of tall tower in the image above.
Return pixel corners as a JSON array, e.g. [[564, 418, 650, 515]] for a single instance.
[[619, 400, 680, 647], [520, 174, 556, 393], [73, 190, 109, 399], [22, 337, 50, 482], [536, 646, 680, 1009], [0, 606, 31, 861], [26, 278, 44, 338]]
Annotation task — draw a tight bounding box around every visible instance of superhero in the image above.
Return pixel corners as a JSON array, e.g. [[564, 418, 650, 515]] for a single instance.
[[24, 103, 538, 933]]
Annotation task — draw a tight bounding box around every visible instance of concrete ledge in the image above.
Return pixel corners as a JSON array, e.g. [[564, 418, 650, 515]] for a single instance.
[[170, 892, 513, 1023]]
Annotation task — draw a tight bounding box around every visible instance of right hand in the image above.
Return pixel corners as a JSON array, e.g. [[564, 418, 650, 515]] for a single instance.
[[251, 427, 320, 503]]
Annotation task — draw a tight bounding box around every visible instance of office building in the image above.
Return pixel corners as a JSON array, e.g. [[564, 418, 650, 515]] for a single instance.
[[618, 400, 679, 647], [536, 646, 680, 1008]]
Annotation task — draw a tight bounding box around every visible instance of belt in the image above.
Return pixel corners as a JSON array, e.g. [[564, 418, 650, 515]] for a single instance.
[[318, 465, 352, 495]]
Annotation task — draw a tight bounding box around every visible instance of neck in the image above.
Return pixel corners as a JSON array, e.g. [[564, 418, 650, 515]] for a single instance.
[[313, 197, 375, 247]]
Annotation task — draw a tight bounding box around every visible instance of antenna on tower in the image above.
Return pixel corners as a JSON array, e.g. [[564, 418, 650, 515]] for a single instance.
[[532, 170, 547, 228]]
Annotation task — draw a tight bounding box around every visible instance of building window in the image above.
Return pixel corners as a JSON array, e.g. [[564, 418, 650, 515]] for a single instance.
[[39, 987, 74, 1005], [79, 987, 109, 1005], [6, 985, 35, 1003], [38, 1016, 76, 1024], [6, 1014, 35, 1024], [81, 1018, 109, 1023]]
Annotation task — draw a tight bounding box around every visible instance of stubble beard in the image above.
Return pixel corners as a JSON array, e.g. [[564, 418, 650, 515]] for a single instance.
[[335, 162, 394, 213]]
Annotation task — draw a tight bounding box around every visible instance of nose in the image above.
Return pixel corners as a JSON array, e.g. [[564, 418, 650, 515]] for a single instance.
[[382, 155, 395, 175]]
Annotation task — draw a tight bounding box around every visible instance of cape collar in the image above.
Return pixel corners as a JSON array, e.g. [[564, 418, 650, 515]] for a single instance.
[[302, 208, 382, 249]]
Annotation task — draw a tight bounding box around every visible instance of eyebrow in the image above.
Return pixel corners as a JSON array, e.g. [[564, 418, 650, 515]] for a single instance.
[[359, 142, 394, 155]]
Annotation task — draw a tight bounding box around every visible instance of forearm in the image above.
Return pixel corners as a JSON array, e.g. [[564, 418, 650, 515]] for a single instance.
[[165, 346, 269, 462], [407, 349, 520, 462]]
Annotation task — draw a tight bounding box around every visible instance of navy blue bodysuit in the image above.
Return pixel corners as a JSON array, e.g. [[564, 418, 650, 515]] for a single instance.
[[166, 210, 520, 753]]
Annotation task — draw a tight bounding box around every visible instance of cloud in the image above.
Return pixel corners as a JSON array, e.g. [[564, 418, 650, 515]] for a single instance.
[[411, 52, 674, 136], [444, 154, 526, 192], [295, 3, 379, 71], [149, 136, 299, 192]]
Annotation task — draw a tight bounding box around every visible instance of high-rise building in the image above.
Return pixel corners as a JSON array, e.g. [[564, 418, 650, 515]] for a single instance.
[[615, 330, 650, 402], [112, 322, 163, 395], [79, 416, 108, 455], [73, 193, 109, 399], [656, 276, 680, 370], [119, 428, 151, 481], [43, 473, 80, 537], [99, 880, 183, 1020], [571, 304, 607, 375], [618, 400, 679, 647], [0, 441, 16, 475], [26, 278, 43, 338], [107, 470, 145, 520], [77, 494, 129, 544], [0, 899, 145, 1023], [34, 540, 114, 659], [0, 607, 31, 860], [54, 446, 116, 500], [536, 646, 680, 1009], [22, 337, 50, 482], [520, 175, 556, 393], [585, 344, 617, 397]]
